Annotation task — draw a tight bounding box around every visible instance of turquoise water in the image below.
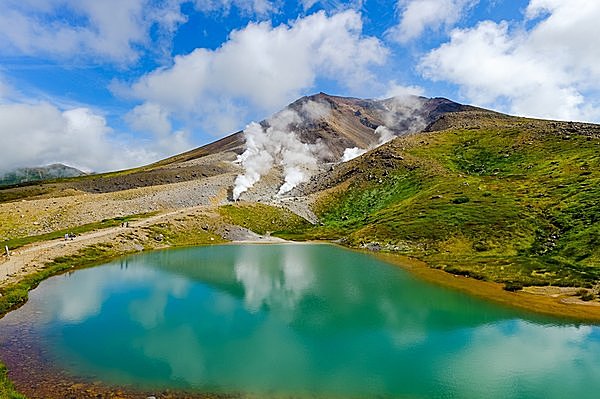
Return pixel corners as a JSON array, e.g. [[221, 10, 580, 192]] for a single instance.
[[1, 244, 599, 398]]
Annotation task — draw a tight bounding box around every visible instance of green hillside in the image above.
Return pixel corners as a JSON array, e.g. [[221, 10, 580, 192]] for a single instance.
[[300, 115, 600, 291]]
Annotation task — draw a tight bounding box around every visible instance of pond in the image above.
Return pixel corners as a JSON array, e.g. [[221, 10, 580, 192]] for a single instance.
[[1, 244, 599, 398]]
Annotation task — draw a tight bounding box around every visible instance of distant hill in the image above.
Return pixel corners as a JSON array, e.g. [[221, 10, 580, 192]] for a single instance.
[[0, 163, 86, 186]]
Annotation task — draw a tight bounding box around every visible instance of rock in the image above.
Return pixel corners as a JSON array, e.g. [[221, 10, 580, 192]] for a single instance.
[[362, 242, 381, 251]]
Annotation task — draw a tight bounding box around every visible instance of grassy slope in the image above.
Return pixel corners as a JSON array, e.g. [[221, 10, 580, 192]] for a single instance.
[[218, 203, 312, 235], [0, 363, 25, 399], [0, 212, 157, 251], [304, 118, 600, 290]]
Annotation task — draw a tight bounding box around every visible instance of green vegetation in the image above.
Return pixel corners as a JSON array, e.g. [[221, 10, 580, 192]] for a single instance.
[[144, 220, 226, 248], [219, 203, 312, 236], [0, 363, 26, 399], [578, 289, 596, 301], [1, 212, 156, 251], [303, 121, 600, 289], [0, 186, 57, 203]]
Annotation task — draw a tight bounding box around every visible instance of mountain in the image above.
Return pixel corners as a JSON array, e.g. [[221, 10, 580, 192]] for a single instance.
[[1, 93, 599, 295], [0, 93, 477, 199], [0, 163, 86, 187]]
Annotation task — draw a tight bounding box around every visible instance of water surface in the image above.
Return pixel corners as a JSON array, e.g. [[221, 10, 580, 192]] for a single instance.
[[1, 244, 599, 398]]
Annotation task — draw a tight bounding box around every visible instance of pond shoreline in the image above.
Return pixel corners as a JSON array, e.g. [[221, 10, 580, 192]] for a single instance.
[[3, 229, 600, 322], [374, 252, 600, 324], [2, 227, 600, 398]]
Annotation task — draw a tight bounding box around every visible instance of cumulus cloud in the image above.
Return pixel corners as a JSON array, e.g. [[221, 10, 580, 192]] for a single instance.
[[0, 100, 192, 173], [124, 102, 192, 155], [0, 70, 190, 172], [0, 103, 133, 172], [300, 0, 320, 10], [121, 10, 388, 136], [0, 76, 14, 100], [193, 0, 280, 16], [420, 0, 600, 121], [300, 0, 365, 12], [125, 103, 173, 137], [388, 0, 478, 43], [0, 0, 187, 64], [383, 81, 425, 99]]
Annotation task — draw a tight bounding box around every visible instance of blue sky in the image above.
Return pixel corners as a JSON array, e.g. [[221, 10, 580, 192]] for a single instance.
[[0, 0, 597, 172]]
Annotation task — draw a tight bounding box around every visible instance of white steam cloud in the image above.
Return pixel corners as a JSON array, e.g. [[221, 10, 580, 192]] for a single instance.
[[380, 95, 427, 132], [233, 100, 330, 200], [341, 125, 398, 162], [300, 99, 331, 120], [341, 95, 427, 163], [341, 147, 368, 162], [374, 125, 395, 144]]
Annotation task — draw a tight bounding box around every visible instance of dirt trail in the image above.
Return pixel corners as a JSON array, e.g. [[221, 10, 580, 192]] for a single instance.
[[0, 208, 194, 285], [0, 205, 289, 286]]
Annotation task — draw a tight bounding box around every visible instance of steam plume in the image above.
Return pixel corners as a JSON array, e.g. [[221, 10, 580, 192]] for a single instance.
[[233, 100, 330, 200], [341, 125, 396, 162], [341, 147, 368, 162], [380, 95, 427, 133], [340, 95, 426, 163]]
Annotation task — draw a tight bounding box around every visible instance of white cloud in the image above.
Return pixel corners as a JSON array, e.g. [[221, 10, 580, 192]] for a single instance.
[[383, 81, 425, 99], [193, 0, 279, 16], [0, 0, 187, 64], [420, 1, 600, 122], [0, 72, 191, 172], [122, 10, 388, 136], [300, 0, 320, 10], [125, 102, 173, 137], [300, 0, 365, 12], [125, 102, 192, 155], [388, 0, 478, 43], [0, 76, 14, 100], [0, 100, 191, 173], [0, 103, 143, 172]]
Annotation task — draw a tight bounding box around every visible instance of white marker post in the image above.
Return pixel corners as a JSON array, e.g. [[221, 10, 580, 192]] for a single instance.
[[4, 245, 9, 258]]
